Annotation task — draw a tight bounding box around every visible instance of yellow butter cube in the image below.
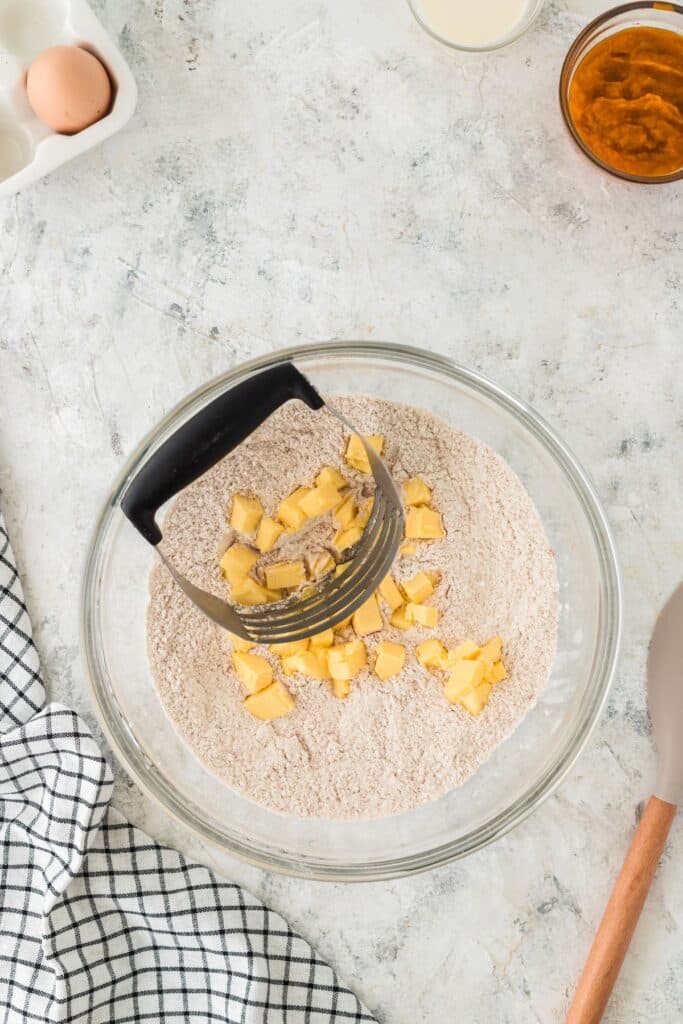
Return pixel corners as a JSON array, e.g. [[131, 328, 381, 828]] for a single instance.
[[230, 494, 263, 534], [444, 659, 485, 703], [308, 551, 335, 578], [328, 639, 367, 681], [310, 628, 334, 649], [403, 477, 432, 506], [232, 651, 273, 694], [298, 484, 341, 519], [401, 571, 435, 604], [277, 488, 311, 531], [390, 607, 412, 630], [334, 495, 357, 528], [219, 544, 259, 585], [255, 516, 284, 554], [282, 650, 330, 680], [264, 561, 307, 590], [352, 594, 383, 637], [316, 466, 348, 491], [232, 578, 281, 606], [491, 660, 508, 683], [344, 434, 384, 474], [244, 681, 295, 720], [460, 682, 492, 716], [270, 638, 309, 657], [332, 678, 351, 699], [440, 640, 481, 669], [406, 603, 439, 628], [353, 498, 374, 529], [416, 638, 447, 669], [378, 574, 404, 612], [480, 636, 504, 664], [400, 542, 418, 556], [230, 633, 255, 653], [374, 641, 406, 681], [333, 614, 352, 631], [405, 507, 445, 540], [334, 525, 364, 551]]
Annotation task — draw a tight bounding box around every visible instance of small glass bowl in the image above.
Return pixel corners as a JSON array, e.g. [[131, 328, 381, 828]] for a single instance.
[[407, 0, 546, 52], [82, 342, 622, 881], [559, 2, 683, 184]]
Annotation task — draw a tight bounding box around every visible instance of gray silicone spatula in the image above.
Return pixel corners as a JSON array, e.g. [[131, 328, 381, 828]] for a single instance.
[[567, 582, 683, 1024]]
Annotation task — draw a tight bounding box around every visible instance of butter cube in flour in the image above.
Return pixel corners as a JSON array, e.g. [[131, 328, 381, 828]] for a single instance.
[[378, 573, 404, 612], [401, 571, 435, 604], [231, 578, 281, 606], [416, 638, 447, 669], [220, 544, 259, 585], [232, 651, 273, 694], [277, 487, 311, 531], [265, 561, 307, 590], [298, 484, 341, 519], [244, 681, 295, 721], [230, 495, 263, 534], [344, 434, 384, 474], [406, 603, 439, 628], [315, 466, 348, 491], [403, 478, 432, 506], [352, 594, 383, 636], [405, 506, 445, 540], [444, 659, 485, 704], [270, 638, 309, 657], [334, 495, 356, 528], [255, 516, 284, 553], [328, 640, 367, 681], [374, 641, 406, 681], [460, 683, 492, 717]]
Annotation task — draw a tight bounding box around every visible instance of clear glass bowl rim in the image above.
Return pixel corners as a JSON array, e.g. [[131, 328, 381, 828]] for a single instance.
[[81, 341, 622, 881], [406, 0, 546, 53], [559, 1, 683, 184]]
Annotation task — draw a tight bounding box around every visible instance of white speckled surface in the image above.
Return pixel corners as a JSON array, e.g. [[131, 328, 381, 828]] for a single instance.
[[1, 1, 681, 1020]]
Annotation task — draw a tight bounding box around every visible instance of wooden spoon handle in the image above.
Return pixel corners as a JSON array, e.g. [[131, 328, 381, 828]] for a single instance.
[[566, 795, 676, 1024]]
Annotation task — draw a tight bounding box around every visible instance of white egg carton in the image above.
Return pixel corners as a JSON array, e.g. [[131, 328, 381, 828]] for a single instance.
[[0, 0, 136, 197]]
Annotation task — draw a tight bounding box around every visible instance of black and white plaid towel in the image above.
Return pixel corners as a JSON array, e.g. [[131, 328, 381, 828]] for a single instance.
[[0, 509, 378, 1023]]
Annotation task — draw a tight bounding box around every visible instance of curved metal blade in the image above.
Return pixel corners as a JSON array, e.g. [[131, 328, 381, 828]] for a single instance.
[[648, 582, 683, 805]]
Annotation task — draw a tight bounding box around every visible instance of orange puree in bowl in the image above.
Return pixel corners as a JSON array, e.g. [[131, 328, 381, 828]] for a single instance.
[[568, 26, 683, 178]]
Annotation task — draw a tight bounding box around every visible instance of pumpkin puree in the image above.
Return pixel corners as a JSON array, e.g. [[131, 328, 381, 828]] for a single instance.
[[568, 26, 683, 178]]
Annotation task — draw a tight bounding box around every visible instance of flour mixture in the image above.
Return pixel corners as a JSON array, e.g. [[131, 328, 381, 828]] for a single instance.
[[147, 395, 558, 819]]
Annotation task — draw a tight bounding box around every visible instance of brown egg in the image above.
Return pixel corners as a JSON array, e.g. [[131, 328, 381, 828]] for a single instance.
[[26, 45, 112, 135]]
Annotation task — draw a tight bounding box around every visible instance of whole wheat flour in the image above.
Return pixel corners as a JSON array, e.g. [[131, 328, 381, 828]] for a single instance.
[[147, 395, 558, 819]]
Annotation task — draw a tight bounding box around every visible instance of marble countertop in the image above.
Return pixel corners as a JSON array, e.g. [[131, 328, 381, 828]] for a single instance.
[[1, 0, 681, 1020]]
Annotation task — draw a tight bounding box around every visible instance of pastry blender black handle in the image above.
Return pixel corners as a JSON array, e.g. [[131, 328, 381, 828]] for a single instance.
[[122, 362, 324, 545]]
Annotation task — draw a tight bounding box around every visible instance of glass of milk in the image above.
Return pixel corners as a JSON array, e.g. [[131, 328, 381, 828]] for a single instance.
[[408, 0, 545, 50]]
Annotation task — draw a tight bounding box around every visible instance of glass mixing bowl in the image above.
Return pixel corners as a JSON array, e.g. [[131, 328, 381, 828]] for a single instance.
[[82, 342, 621, 880]]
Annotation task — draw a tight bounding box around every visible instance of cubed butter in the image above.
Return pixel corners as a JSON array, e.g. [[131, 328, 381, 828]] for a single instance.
[[401, 571, 435, 604], [344, 434, 384, 474], [308, 551, 335, 578], [416, 638, 447, 669], [479, 636, 504, 664], [232, 651, 273, 694], [219, 544, 259, 585], [298, 484, 341, 519], [277, 487, 311, 531], [332, 678, 351, 699], [440, 640, 481, 668], [406, 603, 439, 628], [264, 561, 307, 590], [282, 650, 330, 680], [316, 466, 348, 491], [230, 633, 255, 653], [460, 683, 492, 717], [405, 506, 445, 540], [328, 639, 367, 680], [444, 659, 485, 703], [390, 607, 412, 630], [353, 498, 374, 529], [491, 661, 507, 683], [244, 681, 295, 720], [310, 628, 334, 649], [403, 477, 432, 506], [334, 495, 357, 527], [270, 638, 309, 657], [334, 525, 364, 551], [255, 516, 284, 554], [352, 594, 383, 636], [374, 641, 406, 681], [230, 494, 263, 534], [378, 573, 404, 612], [400, 542, 418, 556], [232, 578, 281, 606]]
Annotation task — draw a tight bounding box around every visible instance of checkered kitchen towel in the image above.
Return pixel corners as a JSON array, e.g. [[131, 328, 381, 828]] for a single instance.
[[0, 509, 378, 1024]]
